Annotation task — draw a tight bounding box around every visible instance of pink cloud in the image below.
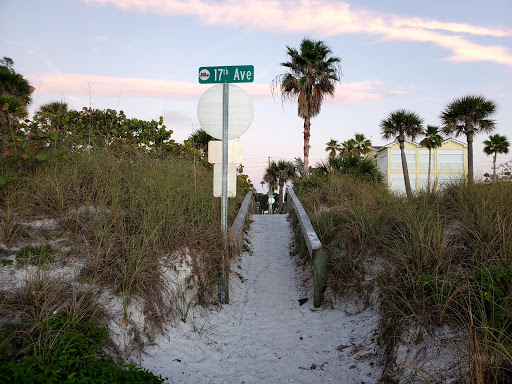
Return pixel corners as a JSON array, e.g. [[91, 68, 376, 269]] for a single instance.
[[30, 73, 402, 105], [329, 81, 405, 105], [392, 17, 512, 37], [85, 0, 512, 68], [31, 73, 204, 99], [380, 28, 512, 67]]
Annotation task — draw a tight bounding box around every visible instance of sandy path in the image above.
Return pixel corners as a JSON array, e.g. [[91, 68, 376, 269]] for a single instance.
[[141, 214, 381, 383]]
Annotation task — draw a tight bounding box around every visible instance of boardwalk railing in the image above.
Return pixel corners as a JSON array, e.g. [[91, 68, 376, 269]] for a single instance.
[[220, 191, 254, 304], [231, 191, 255, 255], [285, 187, 327, 307]]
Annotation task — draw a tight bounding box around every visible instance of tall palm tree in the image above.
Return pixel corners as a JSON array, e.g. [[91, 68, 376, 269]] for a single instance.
[[419, 125, 443, 193], [273, 38, 342, 177], [380, 109, 424, 198], [353, 133, 372, 156], [325, 139, 340, 158], [263, 165, 278, 194], [265, 160, 296, 211], [440, 95, 497, 185], [483, 134, 510, 181], [263, 163, 278, 214]]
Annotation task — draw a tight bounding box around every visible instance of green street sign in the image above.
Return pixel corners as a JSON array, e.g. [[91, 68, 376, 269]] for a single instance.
[[199, 65, 254, 84], [269, 194, 275, 198]]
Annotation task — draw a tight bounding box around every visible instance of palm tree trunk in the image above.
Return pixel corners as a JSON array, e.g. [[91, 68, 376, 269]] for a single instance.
[[493, 152, 497, 181], [279, 182, 284, 211], [303, 117, 311, 177], [467, 130, 474, 186], [400, 139, 412, 198], [427, 147, 432, 194]]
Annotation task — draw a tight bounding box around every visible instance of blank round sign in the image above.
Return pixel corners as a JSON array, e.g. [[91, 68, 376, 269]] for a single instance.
[[197, 84, 254, 140]]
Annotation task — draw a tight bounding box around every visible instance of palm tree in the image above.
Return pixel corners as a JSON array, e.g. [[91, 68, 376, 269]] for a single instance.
[[37, 101, 69, 138], [273, 38, 342, 177], [325, 139, 340, 158], [483, 134, 510, 181], [263, 164, 278, 214], [189, 129, 215, 155], [440, 95, 497, 185], [353, 133, 372, 156], [380, 109, 424, 198], [340, 139, 356, 157], [265, 160, 296, 211], [419, 125, 443, 193]]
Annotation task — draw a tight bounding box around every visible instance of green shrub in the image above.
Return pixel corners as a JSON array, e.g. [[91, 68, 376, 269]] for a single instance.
[[472, 265, 512, 338], [0, 313, 165, 383], [328, 154, 384, 183]]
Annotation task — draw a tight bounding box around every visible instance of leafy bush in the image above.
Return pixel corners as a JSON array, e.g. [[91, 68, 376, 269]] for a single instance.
[[328, 154, 383, 183], [0, 313, 165, 383]]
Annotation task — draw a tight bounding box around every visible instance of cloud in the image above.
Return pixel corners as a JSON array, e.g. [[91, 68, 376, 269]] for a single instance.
[[29, 73, 402, 105], [84, 0, 512, 67], [31, 73, 205, 99], [330, 81, 405, 105]]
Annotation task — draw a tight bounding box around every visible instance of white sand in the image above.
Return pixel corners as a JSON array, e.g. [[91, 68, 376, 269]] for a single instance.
[[141, 214, 382, 383]]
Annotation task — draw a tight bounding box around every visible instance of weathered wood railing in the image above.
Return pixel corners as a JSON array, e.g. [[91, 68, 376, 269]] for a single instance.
[[231, 191, 255, 255], [220, 191, 254, 304], [285, 187, 327, 307]]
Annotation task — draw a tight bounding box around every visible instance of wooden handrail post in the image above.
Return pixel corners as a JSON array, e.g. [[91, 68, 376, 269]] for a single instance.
[[286, 187, 327, 307]]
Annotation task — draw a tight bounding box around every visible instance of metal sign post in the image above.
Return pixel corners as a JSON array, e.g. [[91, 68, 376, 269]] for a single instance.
[[219, 82, 229, 304], [197, 66, 254, 305]]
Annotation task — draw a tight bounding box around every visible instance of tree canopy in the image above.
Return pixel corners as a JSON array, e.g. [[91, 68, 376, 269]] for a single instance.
[[273, 38, 342, 177], [0, 57, 34, 128]]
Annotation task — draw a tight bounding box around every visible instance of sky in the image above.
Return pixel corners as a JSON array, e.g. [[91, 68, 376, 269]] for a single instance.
[[1, 0, 511, 191]]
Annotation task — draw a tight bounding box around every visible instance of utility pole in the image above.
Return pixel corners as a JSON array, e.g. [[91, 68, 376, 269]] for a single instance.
[[268, 156, 273, 215]]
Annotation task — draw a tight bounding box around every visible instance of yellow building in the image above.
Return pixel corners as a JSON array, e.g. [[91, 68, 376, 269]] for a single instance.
[[371, 138, 468, 194]]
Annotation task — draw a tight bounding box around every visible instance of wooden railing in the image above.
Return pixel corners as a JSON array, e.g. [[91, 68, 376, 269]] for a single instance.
[[219, 191, 254, 304], [231, 191, 255, 254], [285, 187, 327, 307]]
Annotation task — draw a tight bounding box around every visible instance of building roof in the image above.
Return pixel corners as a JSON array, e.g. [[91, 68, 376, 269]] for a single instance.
[[441, 138, 468, 147], [373, 137, 467, 153], [374, 138, 421, 152]]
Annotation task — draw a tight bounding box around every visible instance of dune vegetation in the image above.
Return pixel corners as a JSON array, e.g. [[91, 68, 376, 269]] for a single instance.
[[295, 171, 512, 382], [1, 58, 252, 382]]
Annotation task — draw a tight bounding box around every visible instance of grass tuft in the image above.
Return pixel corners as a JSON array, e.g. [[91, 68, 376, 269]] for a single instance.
[[297, 173, 512, 382]]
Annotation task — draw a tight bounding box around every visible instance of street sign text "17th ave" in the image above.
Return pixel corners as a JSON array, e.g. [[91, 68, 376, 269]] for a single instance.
[[198, 65, 254, 84]]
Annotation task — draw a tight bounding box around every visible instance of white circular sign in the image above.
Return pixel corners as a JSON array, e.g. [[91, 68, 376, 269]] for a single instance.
[[268, 197, 275, 205], [199, 69, 210, 81], [197, 84, 254, 140]]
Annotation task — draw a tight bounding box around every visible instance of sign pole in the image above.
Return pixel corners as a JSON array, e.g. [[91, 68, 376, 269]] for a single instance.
[[198, 65, 254, 305], [219, 82, 229, 304]]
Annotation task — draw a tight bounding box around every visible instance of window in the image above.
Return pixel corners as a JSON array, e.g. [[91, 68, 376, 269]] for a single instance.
[[380, 153, 388, 172], [438, 150, 463, 170], [391, 150, 416, 170], [419, 150, 435, 170], [419, 173, 435, 190], [391, 173, 416, 194], [438, 173, 463, 187]]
